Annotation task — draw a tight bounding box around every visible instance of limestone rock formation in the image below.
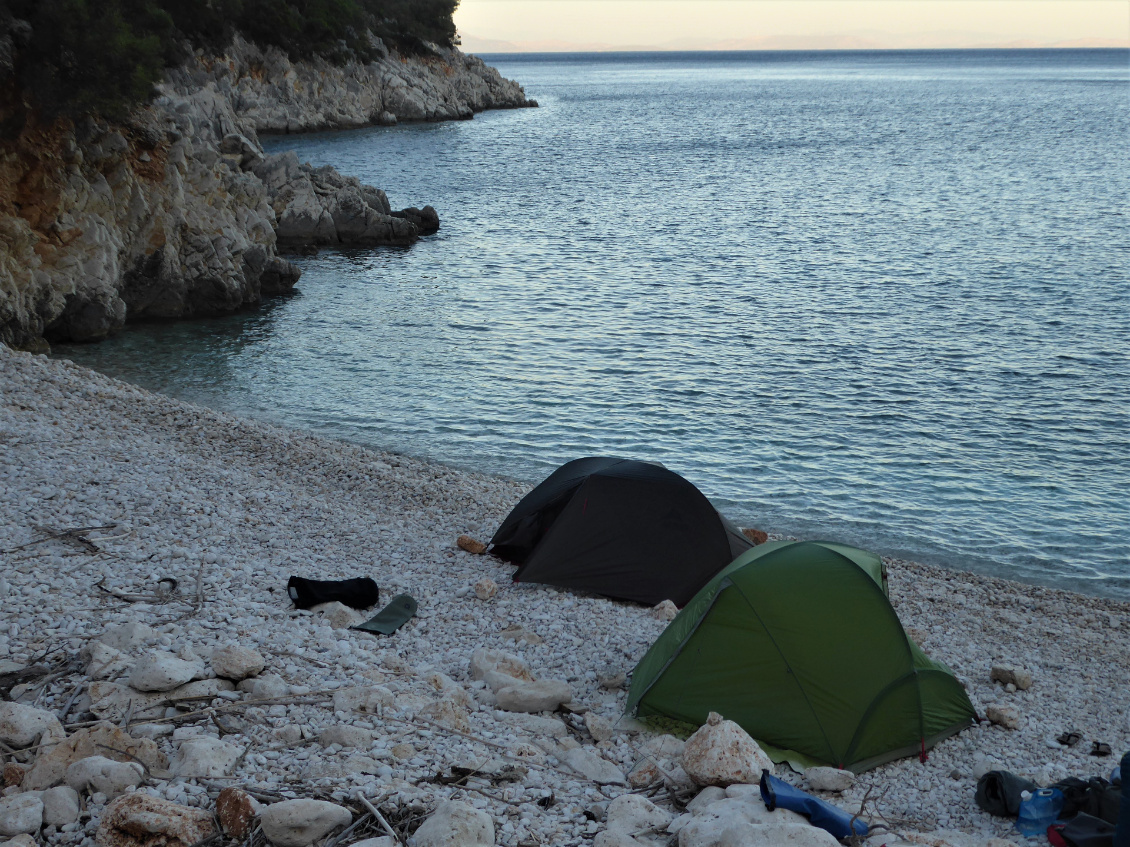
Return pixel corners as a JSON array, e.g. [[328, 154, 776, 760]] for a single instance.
[[0, 24, 533, 350], [161, 36, 535, 134]]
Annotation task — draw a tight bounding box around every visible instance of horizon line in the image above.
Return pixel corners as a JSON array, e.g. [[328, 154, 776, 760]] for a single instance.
[[459, 34, 1130, 53], [465, 45, 1130, 53]]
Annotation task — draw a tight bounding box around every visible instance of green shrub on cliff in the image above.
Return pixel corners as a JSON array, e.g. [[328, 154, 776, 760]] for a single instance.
[[0, 0, 460, 121], [4, 0, 177, 119]]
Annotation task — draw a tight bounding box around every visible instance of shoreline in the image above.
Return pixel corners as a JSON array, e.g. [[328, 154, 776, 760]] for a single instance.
[[2, 342, 1128, 845], [51, 327, 1128, 609]]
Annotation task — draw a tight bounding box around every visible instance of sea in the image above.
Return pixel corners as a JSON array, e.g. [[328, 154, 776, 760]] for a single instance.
[[54, 50, 1130, 601]]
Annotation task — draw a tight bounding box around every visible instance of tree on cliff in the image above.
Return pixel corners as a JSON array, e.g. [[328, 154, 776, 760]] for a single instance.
[[0, 0, 460, 122]]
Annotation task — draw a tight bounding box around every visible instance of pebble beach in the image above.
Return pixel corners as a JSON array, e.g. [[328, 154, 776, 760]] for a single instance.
[[1, 342, 1128, 846]]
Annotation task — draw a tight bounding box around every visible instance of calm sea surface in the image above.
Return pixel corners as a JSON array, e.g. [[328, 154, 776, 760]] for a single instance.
[[56, 50, 1130, 600]]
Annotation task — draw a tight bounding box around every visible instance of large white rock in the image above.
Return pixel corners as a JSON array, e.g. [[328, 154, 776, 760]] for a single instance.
[[319, 725, 373, 748], [211, 646, 265, 681], [311, 601, 364, 629], [605, 793, 673, 835], [128, 652, 204, 692], [682, 712, 775, 787], [645, 734, 687, 760], [985, 704, 1020, 730], [499, 713, 568, 738], [0, 703, 66, 749], [989, 664, 1033, 691], [21, 723, 167, 791], [85, 643, 133, 680], [676, 798, 839, 847], [97, 621, 158, 653], [473, 578, 498, 600], [259, 799, 352, 847], [585, 712, 614, 742], [562, 748, 627, 785], [594, 831, 649, 847], [686, 787, 727, 815], [332, 686, 393, 714], [417, 697, 472, 733], [240, 674, 294, 699], [425, 673, 474, 709], [65, 756, 144, 798], [97, 793, 216, 847], [495, 679, 572, 713], [174, 736, 244, 778], [805, 766, 855, 793], [413, 800, 494, 847], [0, 793, 44, 836], [469, 648, 534, 684], [41, 785, 81, 826]]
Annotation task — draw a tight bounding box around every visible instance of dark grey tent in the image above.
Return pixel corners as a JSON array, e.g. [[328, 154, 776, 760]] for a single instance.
[[490, 457, 752, 606]]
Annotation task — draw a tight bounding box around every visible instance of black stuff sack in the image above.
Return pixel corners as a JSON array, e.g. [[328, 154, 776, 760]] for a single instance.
[[975, 770, 1040, 818], [287, 576, 379, 610]]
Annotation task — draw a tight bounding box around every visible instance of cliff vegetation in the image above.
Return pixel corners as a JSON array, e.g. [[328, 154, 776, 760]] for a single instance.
[[0, 0, 460, 122]]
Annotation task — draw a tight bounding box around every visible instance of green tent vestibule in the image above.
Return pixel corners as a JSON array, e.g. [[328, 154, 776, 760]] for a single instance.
[[626, 540, 977, 773]]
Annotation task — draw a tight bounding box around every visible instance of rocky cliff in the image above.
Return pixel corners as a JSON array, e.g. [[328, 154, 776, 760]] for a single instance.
[[0, 34, 535, 350]]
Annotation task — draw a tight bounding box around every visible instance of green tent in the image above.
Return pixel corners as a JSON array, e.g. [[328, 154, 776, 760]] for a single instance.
[[626, 540, 976, 773]]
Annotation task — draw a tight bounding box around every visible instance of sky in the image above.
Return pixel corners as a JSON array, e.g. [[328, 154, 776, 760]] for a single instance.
[[453, 0, 1130, 51]]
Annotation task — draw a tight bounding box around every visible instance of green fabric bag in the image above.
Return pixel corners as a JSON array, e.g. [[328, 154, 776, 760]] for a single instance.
[[352, 594, 417, 635]]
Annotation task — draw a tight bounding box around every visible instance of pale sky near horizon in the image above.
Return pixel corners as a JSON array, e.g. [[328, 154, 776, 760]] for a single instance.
[[453, 1, 1130, 49]]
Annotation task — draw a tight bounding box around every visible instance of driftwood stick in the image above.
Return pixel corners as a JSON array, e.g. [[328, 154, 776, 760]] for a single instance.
[[378, 712, 592, 782], [3, 524, 117, 554], [63, 691, 337, 732], [324, 811, 372, 847], [58, 680, 87, 722], [354, 792, 401, 843]]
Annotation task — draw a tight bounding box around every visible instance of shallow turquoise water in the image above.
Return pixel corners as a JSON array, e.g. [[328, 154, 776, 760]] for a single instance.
[[56, 50, 1130, 600]]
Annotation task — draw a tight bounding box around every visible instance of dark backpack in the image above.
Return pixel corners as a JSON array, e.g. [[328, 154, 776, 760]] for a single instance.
[[1052, 777, 1122, 825]]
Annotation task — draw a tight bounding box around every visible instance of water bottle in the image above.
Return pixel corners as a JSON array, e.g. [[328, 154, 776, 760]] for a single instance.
[[1015, 788, 1064, 837]]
